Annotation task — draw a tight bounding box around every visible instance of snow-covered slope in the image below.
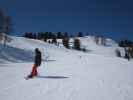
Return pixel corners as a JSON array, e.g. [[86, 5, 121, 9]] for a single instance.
[[79, 36, 124, 57], [0, 36, 133, 100]]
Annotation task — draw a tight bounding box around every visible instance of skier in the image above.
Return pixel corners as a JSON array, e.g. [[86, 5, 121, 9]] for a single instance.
[[27, 48, 42, 78]]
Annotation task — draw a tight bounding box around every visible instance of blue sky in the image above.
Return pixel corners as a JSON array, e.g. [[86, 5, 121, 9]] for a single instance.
[[0, 0, 133, 40]]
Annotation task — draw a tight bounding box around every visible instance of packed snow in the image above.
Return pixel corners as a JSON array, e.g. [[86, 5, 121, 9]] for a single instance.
[[0, 36, 133, 100]]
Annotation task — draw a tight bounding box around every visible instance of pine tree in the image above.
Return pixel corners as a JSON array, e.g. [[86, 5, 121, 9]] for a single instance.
[[52, 35, 57, 45], [62, 37, 69, 48], [74, 38, 81, 50], [77, 32, 83, 37], [43, 32, 49, 42]]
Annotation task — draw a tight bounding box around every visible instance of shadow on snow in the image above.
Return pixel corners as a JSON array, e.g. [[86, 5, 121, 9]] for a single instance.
[[0, 44, 34, 63], [37, 75, 69, 79]]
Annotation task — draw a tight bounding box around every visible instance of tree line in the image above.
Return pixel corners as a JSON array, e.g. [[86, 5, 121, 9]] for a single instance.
[[23, 32, 85, 51], [23, 32, 109, 52], [23, 32, 83, 40], [116, 40, 133, 61]]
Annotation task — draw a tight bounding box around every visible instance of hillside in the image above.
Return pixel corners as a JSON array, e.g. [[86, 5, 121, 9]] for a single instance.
[[0, 36, 133, 100]]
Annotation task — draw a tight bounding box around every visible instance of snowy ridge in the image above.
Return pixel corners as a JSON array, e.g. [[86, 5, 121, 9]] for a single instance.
[[0, 36, 133, 100]]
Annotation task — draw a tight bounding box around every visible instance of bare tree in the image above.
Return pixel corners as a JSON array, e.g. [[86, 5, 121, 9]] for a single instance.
[[0, 9, 5, 45], [0, 9, 13, 46], [4, 16, 12, 34]]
